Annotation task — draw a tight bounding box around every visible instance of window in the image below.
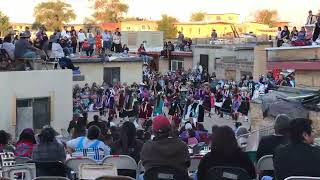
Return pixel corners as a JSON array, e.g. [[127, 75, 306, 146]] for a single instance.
[[147, 25, 151, 30], [216, 16, 221, 21], [126, 27, 131, 30], [16, 98, 51, 136], [171, 60, 184, 71], [198, 28, 201, 35], [103, 67, 120, 85]]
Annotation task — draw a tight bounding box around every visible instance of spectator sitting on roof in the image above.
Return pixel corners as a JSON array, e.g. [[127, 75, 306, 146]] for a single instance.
[[14, 31, 41, 60], [50, 35, 79, 71], [0, 130, 14, 153], [138, 43, 149, 64], [59, 36, 74, 57], [2, 34, 15, 60]]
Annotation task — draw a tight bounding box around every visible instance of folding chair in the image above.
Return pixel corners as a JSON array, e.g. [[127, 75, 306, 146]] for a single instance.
[[206, 166, 252, 180], [65, 157, 97, 179], [15, 156, 32, 164], [284, 177, 320, 180], [79, 163, 117, 180], [143, 166, 189, 180], [1, 163, 36, 180], [33, 161, 68, 177], [102, 155, 138, 178], [95, 175, 135, 180], [256, 155, 274, 179], [33, 177, 70, 180], [188, 156, 202, 173]]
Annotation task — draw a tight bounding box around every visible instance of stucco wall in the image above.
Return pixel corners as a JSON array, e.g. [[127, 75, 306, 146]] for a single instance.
[[74, 61, 143, 86], [253, 44, 271, 80], [0, 70, 73, 138], [295, 70, 320, 88]]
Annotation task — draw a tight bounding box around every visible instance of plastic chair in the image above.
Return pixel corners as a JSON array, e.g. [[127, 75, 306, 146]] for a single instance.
[[33, 161, 68, 177], [65, 157, 97, 179], [33, 177, 70, 180], [95, 175, 135, 180], [143, 166, 189, 180], [256, 155, 274, 179], [79, 163, 117, 180], [102, 155, 138, 178], [15, 156, 32, 164], [188, 156, 202, 173], [1, 163, 36, 180], [206, 166, 252, 180], [284, 177, 320, 180]]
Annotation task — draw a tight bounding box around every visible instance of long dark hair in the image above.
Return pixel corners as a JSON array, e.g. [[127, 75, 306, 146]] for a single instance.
[[211, 126, 240, 156], [0, 130, 10, 145], [38, 128, 56, 144], [18, 129, 36, 144], [119, 121, 136, 152]]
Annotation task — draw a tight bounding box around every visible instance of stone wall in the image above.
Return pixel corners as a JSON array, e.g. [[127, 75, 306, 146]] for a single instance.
[[295, 70, 320, 88]]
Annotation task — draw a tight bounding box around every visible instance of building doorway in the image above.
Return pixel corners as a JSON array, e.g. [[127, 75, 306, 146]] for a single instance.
[[103, 67, 120, 85], [16, 97, 51, 136], [200, 54, 209, 72]]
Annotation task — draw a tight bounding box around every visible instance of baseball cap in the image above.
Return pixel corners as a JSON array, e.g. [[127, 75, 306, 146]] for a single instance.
[[152, 115, 171, 133]]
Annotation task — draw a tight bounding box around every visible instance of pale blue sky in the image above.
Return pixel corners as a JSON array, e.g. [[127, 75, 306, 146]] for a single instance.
[[1, 0, 319, 26]]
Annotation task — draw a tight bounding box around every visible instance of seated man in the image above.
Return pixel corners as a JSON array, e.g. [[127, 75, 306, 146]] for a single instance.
[[50, 36, 79, 71], [257, 114, 290, 178], [141, 115, 190, 173], [66, 125, 111, 161], [273, 118, 320, 180], [257, 114, 290, 160], [14, 32, 40, 60]]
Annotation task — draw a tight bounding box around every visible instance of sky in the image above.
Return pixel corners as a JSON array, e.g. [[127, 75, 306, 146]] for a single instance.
[[1, 0, 319, 26]]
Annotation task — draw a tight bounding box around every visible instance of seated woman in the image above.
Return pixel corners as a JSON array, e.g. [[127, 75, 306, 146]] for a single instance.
[[292, 27, 308, 46], [111, 121, 143, 163], [197, 126, 256, 180], [0, 130, 14, 153], [15, 128, 36, 157], [50, 36, 79, 71], [67, 125, 110, 161], [32, 127, 66, 162], [187, 129, 198, 146]]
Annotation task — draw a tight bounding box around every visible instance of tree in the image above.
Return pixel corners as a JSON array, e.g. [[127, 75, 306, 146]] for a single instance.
[[0, 11, 10, 36], [157, 14, 178, 39], [31, 21, 42, 30], [33, 0, 76, 31], [254, 9, 278, 27], [91, 0, 129, 23], [190, 11, 205, 21]]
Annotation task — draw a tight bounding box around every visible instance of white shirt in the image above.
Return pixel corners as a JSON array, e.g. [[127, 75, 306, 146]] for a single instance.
[[78, 32, 86, 42], [50, 42, 65, 58], [2, 42, 15, 59], [113, 34, 121, 44], [67, 136, 111, 157], [61, 30, 70, 39]]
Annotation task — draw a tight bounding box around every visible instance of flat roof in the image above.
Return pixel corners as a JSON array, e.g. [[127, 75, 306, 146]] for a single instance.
[[265, 45, 320, 51], [71, 55, 143, 63]]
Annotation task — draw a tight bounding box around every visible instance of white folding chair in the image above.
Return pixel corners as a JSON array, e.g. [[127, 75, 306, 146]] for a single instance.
[[188, 156, 202, 173], [79, 163, 117, 180], [33, 177, 70, 180], [284, 177, 320, 180], [102, 155, 138, 178], [65, 157, 97, 179], [256, 155, 274, 180], [2, 163, 36, 180]]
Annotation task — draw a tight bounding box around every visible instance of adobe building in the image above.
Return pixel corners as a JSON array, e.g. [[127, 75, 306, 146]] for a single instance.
[[0, 70, 73, 138]]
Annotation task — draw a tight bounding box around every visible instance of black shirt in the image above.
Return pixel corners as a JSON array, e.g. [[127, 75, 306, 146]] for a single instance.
[[256, 135, 288, 161]]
